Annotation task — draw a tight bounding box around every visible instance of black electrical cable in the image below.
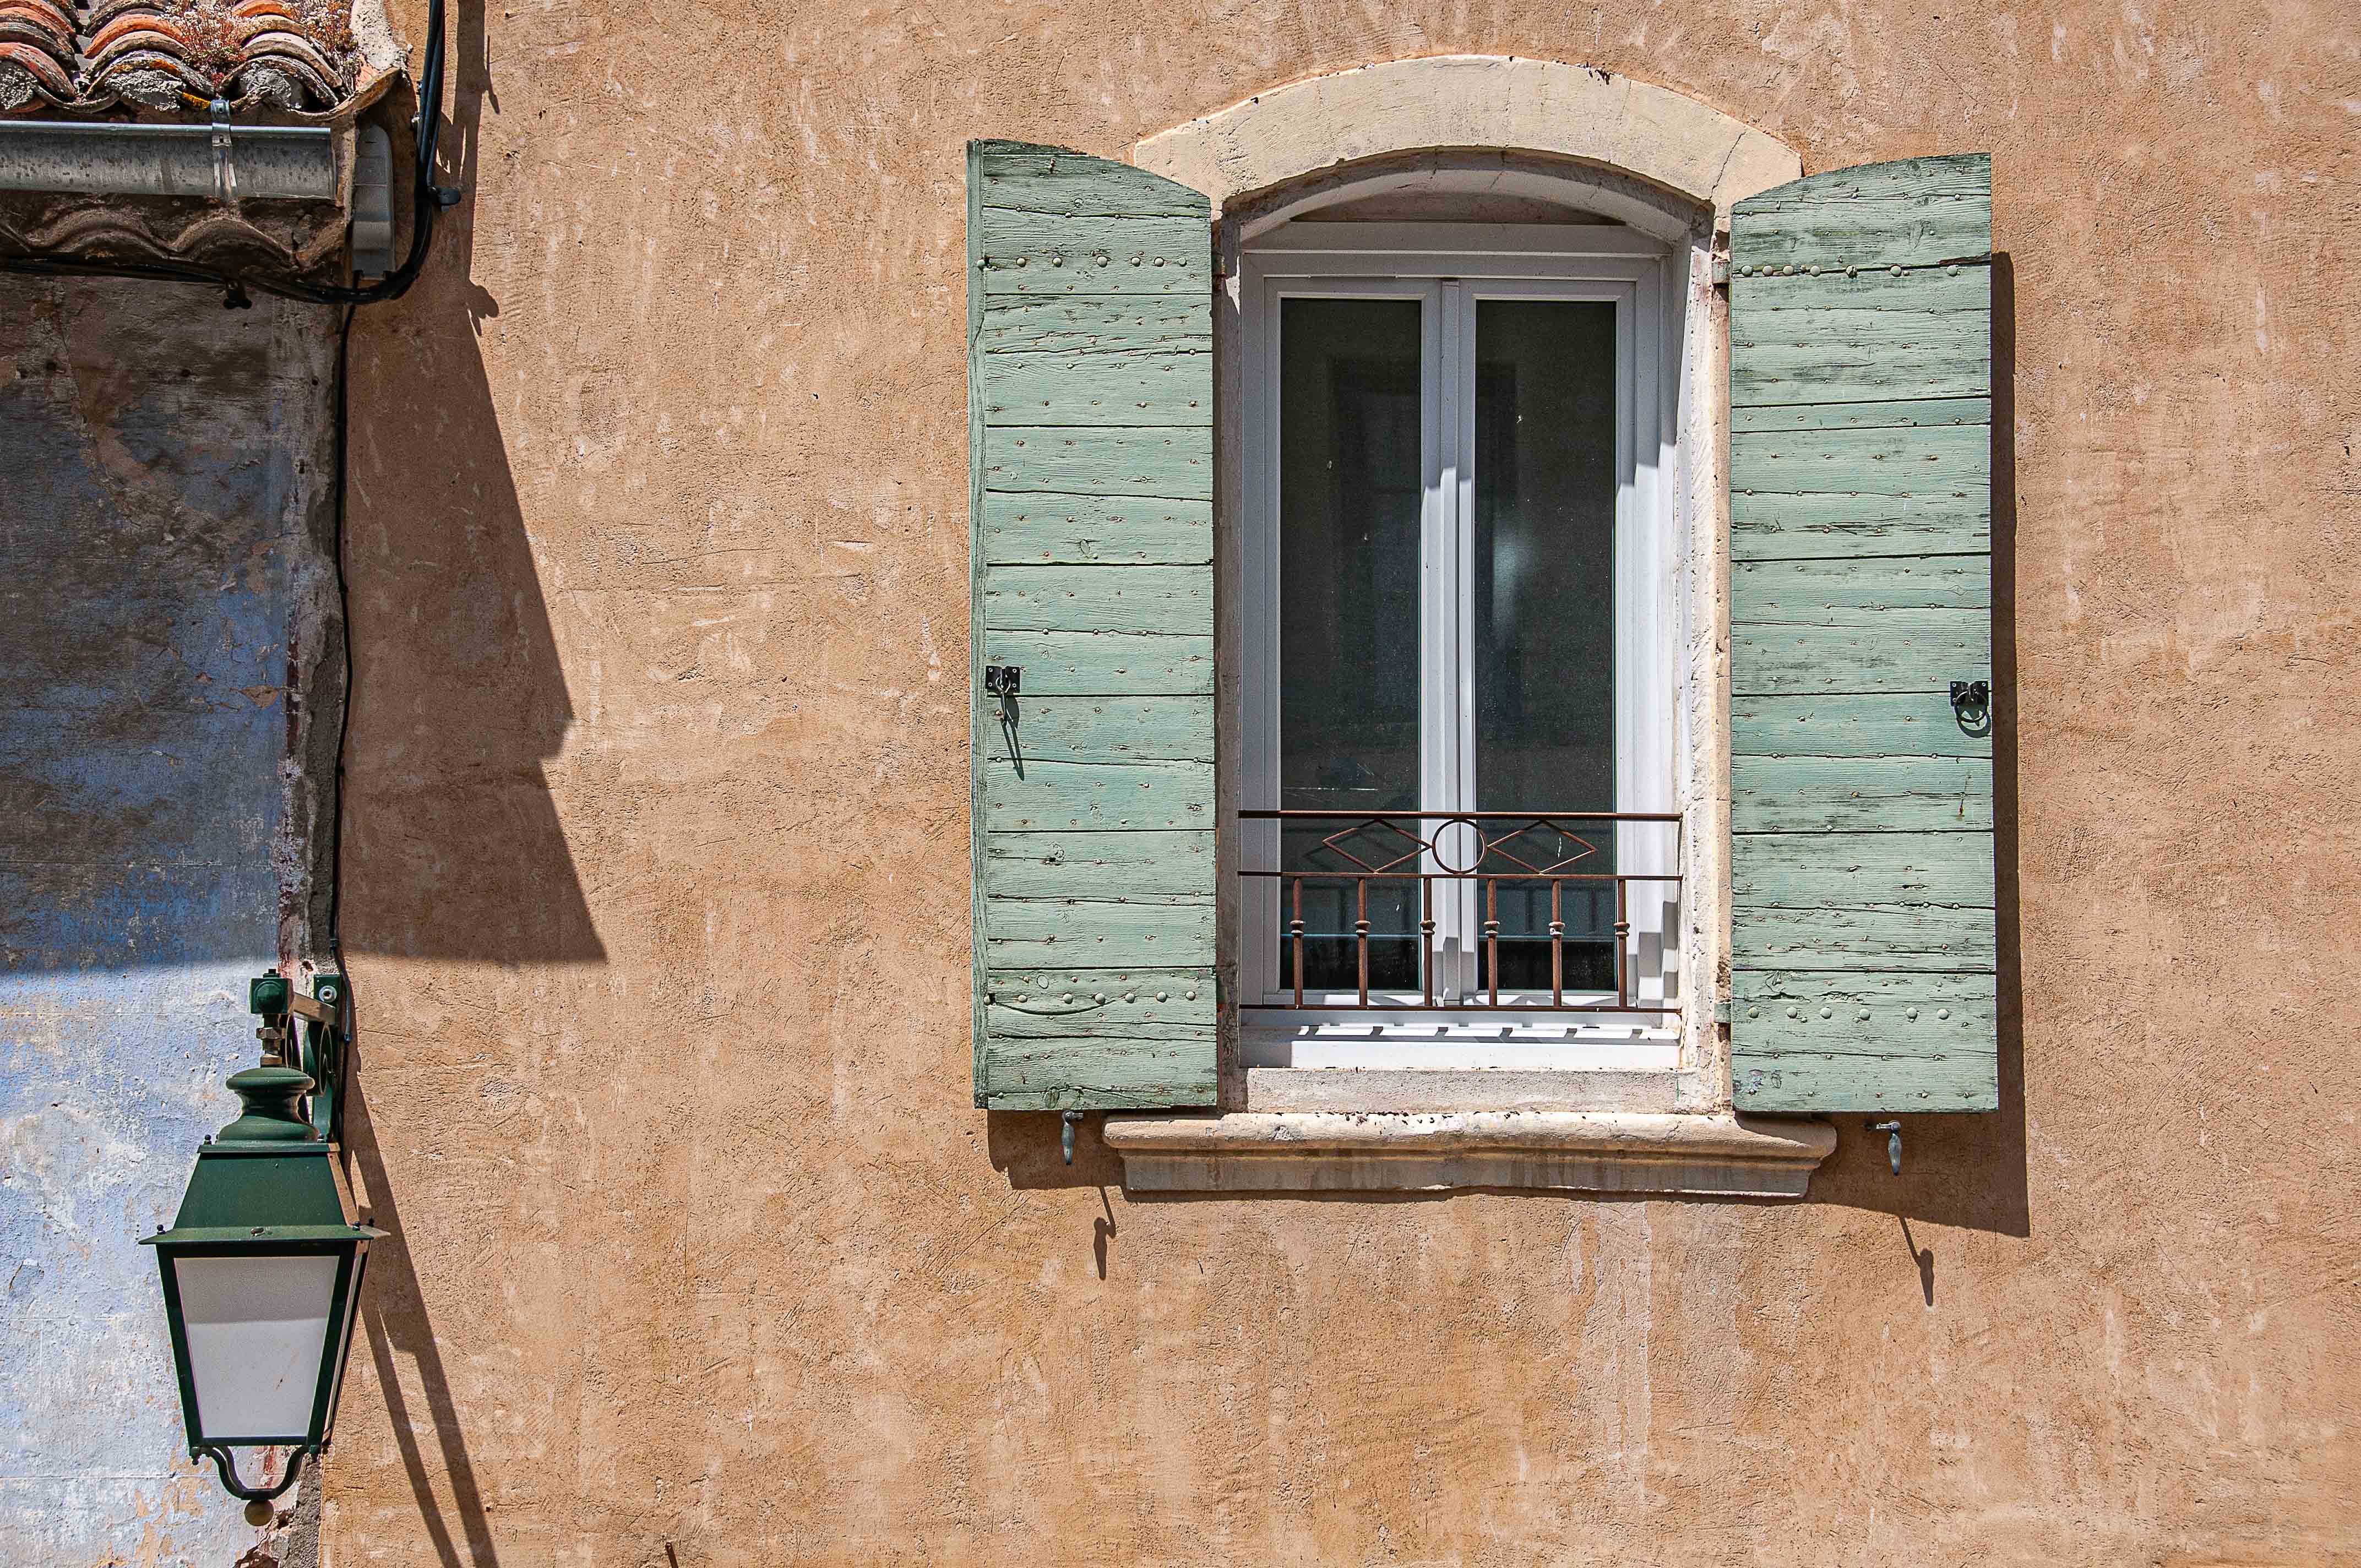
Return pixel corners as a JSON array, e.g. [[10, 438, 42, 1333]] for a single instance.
[[326, 302, 357, 995], [0, 0, 454, 308]]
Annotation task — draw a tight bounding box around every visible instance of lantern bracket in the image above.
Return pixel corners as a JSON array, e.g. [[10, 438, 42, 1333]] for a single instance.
[[250, 971, 349, 1146], [196, 1442, 311, 1504]]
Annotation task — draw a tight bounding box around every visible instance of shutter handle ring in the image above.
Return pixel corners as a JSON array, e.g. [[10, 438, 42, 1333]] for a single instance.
[[1949, 679, 1990, 731]]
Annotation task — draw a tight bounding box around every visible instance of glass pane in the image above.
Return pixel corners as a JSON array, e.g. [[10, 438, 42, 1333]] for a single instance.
[[1279, 297, 1423, 993], [1472, 300, 1618, 992], [175, 1252, 338, 1441]]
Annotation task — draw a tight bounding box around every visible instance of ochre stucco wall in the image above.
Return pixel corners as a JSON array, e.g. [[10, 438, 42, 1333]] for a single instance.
[[330, 3, 2361, 1562]]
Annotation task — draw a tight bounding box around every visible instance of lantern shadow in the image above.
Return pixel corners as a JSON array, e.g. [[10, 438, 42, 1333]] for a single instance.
[[344, 1093, 503, 1568]]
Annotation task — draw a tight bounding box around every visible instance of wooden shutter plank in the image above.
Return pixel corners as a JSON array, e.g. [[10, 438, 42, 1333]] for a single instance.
[[975, 212, 1209, 294], [1732, 347, 1987, 409], [984, 565, 1213, 634], [1731, 831, 1995, 907], [983, 764, 1212, 831], [1734, 968, 1998, 1099], [979, 695, 1214, 763], [984, 831, 1212, 897], [1729, 154, 1998, 1115], [1727, 153, 1992, 271], [983, 896, 1215, 968], [1736, 1050, 1998, 1113], [989, 990, 1214, 1043], [1733, 396, 1989, 435], [979, 629, 1214, 695], [1734, 554, 1990, 613], [1733, 489, 1989, 559], [1734, 264, 1991, 316], [981, 427, 1212, 499], [980, 496, 1214, 565], [1731, 421, 1988, 497], [1733, 693, 1992, 758], [980, 352, 1211, 427], [974, 146, 1211, 219], [1732, 617, 1989, 696], [1733, 755, 1992, 833], [971, 1040, 1214, 1110], [975, 296, 1211, 354], [970, 141, 1217, 1110], [1730, 905, 1997, 970]]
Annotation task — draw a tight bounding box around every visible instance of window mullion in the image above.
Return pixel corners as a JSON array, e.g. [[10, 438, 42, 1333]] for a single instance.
[[1430, 279, 1480, 998]]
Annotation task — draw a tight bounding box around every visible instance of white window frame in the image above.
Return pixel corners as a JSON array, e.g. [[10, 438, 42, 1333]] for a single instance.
[[1237, 222, 1686, 1071]]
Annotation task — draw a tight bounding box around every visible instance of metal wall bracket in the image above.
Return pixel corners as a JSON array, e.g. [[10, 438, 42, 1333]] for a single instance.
[[208, 98, 240, 203], [250, 971, 351, 1145], [196, 1442, 311, 1505]]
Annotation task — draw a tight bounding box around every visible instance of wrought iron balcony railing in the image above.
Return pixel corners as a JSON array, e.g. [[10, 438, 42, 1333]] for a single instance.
[[1240, 809, 1683, 1015]]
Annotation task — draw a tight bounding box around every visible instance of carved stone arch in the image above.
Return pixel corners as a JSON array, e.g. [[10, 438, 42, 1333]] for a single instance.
[[1131, 55, 1799, 227]]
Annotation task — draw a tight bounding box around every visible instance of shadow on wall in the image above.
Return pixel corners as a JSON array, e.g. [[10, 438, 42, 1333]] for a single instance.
[[986, 259, 2033, 1243], [314, 20, 556, 1561], [338, 0, 601, 968], [344, 1094, 502, 1568]]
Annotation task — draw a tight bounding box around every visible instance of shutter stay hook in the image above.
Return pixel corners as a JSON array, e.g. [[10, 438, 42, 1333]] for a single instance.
[[1062, 1109, 1082, 1164], [1867, 1120, 1902, 1175]]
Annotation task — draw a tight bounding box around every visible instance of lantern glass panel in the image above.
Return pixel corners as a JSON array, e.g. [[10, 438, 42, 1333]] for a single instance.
[[174, 1253, 339, 1440]]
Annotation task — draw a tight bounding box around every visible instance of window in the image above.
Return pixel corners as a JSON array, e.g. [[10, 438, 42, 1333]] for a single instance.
[[1237, 223, 1684, 1070], [968, 122, 1999, 1159]]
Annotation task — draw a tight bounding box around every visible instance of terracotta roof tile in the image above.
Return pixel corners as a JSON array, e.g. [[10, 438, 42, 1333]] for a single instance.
[[0, 0, 363, 115]]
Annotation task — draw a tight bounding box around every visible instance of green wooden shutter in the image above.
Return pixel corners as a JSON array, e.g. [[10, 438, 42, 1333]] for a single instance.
[[967, 140, 1216, 1110], [1728, 154, 1998, 1113]]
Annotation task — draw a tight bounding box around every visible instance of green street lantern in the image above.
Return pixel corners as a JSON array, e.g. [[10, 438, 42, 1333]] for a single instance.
[[141, 974, 383, 1506]]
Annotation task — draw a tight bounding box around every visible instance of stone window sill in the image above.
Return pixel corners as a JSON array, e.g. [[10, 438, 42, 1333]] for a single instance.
[[1101, 1109, 1837, 1197]]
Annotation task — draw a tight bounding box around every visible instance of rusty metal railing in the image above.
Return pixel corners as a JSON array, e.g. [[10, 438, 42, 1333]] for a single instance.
[[1241, 809, 1683, 1015]]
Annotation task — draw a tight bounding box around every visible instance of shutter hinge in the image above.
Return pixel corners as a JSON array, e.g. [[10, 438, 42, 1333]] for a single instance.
[[1712, 999, 1732, 1026], [1711, 251, 1731, 290]]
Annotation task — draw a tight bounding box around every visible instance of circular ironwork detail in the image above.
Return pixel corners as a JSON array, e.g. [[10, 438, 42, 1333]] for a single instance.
[[1428, 815, 1485, 876]]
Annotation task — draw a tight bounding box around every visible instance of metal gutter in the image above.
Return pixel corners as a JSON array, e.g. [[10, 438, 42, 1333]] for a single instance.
[[0, 110, 338, 202]]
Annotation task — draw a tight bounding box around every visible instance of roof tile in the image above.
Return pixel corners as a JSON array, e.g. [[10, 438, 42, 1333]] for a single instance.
[[0, 0, 361, 116]]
